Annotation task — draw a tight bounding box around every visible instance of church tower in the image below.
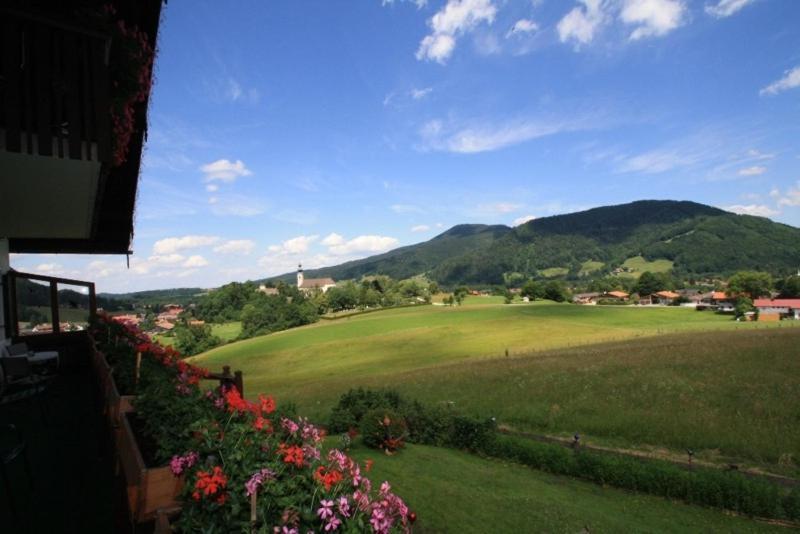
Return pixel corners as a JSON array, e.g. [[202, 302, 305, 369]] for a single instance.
[[297, 263, 304, 288]]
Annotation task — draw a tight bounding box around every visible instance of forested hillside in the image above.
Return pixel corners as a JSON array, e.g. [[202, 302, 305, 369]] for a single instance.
[[277, 201, 800, 287]]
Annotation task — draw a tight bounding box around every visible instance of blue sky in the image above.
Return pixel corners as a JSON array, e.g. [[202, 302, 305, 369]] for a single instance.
[[11, 0, 800, 292]]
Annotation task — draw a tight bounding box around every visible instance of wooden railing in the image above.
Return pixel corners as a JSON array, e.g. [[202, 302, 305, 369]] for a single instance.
[[0, 9, 111, 163]]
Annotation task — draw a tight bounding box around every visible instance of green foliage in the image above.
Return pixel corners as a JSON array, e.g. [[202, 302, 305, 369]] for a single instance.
[[264, 201, 800, 287], [485, 435, 797, 520], [634, 271, 671, 295], [520, 279, 543, 300], [734, 297, 755, 319], [543, 280, 569, 302], [777, 275, 800, 298], [728, 271, 774, 298], [173, 323, 222, 356], [360, 408, 407, 451]]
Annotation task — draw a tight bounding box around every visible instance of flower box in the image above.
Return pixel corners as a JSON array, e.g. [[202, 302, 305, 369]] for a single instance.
[[90, 343, 136, 430], [119, 412, 183, 522]]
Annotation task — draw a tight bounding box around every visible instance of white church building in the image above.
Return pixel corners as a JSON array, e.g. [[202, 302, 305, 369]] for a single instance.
[[296, 264, 336, 293]]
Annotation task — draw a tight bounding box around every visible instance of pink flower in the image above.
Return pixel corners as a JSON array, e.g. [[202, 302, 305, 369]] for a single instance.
[[317, 499, 334, 520], [245, 468, 276, 497], [337, 496, 351, 518], [324, 516, 342, 531]]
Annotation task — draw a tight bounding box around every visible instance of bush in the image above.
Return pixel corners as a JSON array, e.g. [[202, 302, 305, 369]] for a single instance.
[[360, 408, 407, 452], [327, 388, 402, 433], [447, 415, 497, 452], [485, 435, 794, 520]]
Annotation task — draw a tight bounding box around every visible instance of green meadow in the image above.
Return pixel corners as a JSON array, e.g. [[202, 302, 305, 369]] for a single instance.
[[193, 300, 800, 473], [346, 443, 788, 533]]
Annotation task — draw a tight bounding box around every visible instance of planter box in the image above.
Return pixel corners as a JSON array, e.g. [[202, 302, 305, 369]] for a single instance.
[[106, 372, 135, 429], [119, 412, 183, 522], [90, 343, 136, 429]]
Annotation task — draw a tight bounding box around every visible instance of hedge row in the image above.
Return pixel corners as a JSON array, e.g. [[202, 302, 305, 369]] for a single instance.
[[328, 388, 800, 521], [480, 432, 800, 521]]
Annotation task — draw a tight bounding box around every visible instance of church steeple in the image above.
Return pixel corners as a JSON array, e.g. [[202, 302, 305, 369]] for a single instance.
[[297, 263, 304, 288]]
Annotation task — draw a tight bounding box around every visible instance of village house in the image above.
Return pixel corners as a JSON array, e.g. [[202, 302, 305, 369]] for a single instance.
[[638, 290, 681, 306], [158, 303, 184, 322], [257, 284, 280, 296], [754, 298, 800, 321], [572, 292, 601, 305], [297, 264, 336, 293]]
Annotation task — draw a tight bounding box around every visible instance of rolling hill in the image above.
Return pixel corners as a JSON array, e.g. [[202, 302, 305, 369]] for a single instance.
[[271, 200, 800, 286]]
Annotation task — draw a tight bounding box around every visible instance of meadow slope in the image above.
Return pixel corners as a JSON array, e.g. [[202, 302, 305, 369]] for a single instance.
[[193, 301, 800, 471]]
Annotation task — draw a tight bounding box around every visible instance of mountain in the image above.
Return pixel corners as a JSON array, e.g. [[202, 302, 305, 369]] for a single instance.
[[272, 200, 800, 286], [270, 224, 510, 284]]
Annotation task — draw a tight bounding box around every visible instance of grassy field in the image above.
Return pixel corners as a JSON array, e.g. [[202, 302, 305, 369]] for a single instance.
[[345, 442, 786, 533], [192, 300, 799, 472], [618, 255, 674, 277], [580, 260, 605, 275], [541, 267, 569, 278], [156, 321, 242, 346]]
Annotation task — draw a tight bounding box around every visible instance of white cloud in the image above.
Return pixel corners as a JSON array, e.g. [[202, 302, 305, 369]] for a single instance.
[[478, 202, 522, 214], [420, 117, 586, 153], [382, 0, 428, 8], [747, 149, 775, 161], [620, 0, 687, 40], [776, 182, 800, 207], [147, 254, 186, 265], [411, 224, 431, 232], [557, 0, 608, 47], [738, 166, 767, 176], [704, 0, 755, 18], [616, 149, 696, 174], [35, 263, 63, 274], [411, 87, 433, 100], [200, 159, 253, 183], [416, 0, 497, 64], [209, 194, 266, 217], [391, 204, 423, 213], [225, 78, 260, 104], [506, 19, 539, 38], [213, 240, 256, 255], [182, 255, 209, 268], [513, 214, 537, 226], [321, 233, 345, 246], [760, 66, 800, 97], [723, 204, 779, 217], [206, 184, 219, 192], [153, 235, 219, 255], [270, 235, 319, 255], [327, 235, 399, 256]]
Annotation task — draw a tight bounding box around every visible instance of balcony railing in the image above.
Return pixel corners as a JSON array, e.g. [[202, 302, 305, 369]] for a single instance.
[[3, 270, 96, 341], [0, 9, 112, 164]]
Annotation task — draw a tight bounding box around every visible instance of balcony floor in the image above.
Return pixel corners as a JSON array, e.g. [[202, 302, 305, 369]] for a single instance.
[[0, 365, 135, 533]]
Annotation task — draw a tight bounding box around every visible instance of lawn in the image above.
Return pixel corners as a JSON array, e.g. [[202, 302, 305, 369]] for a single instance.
[[155, 321, 242, 347], [192, 300, 800, 472], [541, 266, 569, 277], [346, 442, 786, 533], [618, 255, 674, 277], [580, 260, 605, 275]]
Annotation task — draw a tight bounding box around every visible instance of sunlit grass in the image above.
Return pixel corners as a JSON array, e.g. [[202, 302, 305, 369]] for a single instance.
[[346, 442, 786, 533]]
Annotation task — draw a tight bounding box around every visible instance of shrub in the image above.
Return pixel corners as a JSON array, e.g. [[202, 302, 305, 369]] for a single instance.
[[360, 408, 407, 452], [486, 435, 795, 520], [327, 388, 402, 433]]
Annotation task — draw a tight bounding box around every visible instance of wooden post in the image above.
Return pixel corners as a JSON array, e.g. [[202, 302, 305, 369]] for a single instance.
[[235, 370, 244, 397], [50, 280, 61, 335], [250, 490, 257, 533], [135, 351, 142, 387]]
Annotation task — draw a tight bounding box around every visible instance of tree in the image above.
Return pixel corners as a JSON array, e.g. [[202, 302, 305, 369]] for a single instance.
[[734, 296, 754, 320], [453, 286, 468, 306], [520, 280, 544, 301], [543, 281, 568, 302], [634, 271, 668, 296], [173, 323, 222, 356], [727, 271, 773, 298], [503, 289, 513, 304], [777, 275, 800, 298]]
